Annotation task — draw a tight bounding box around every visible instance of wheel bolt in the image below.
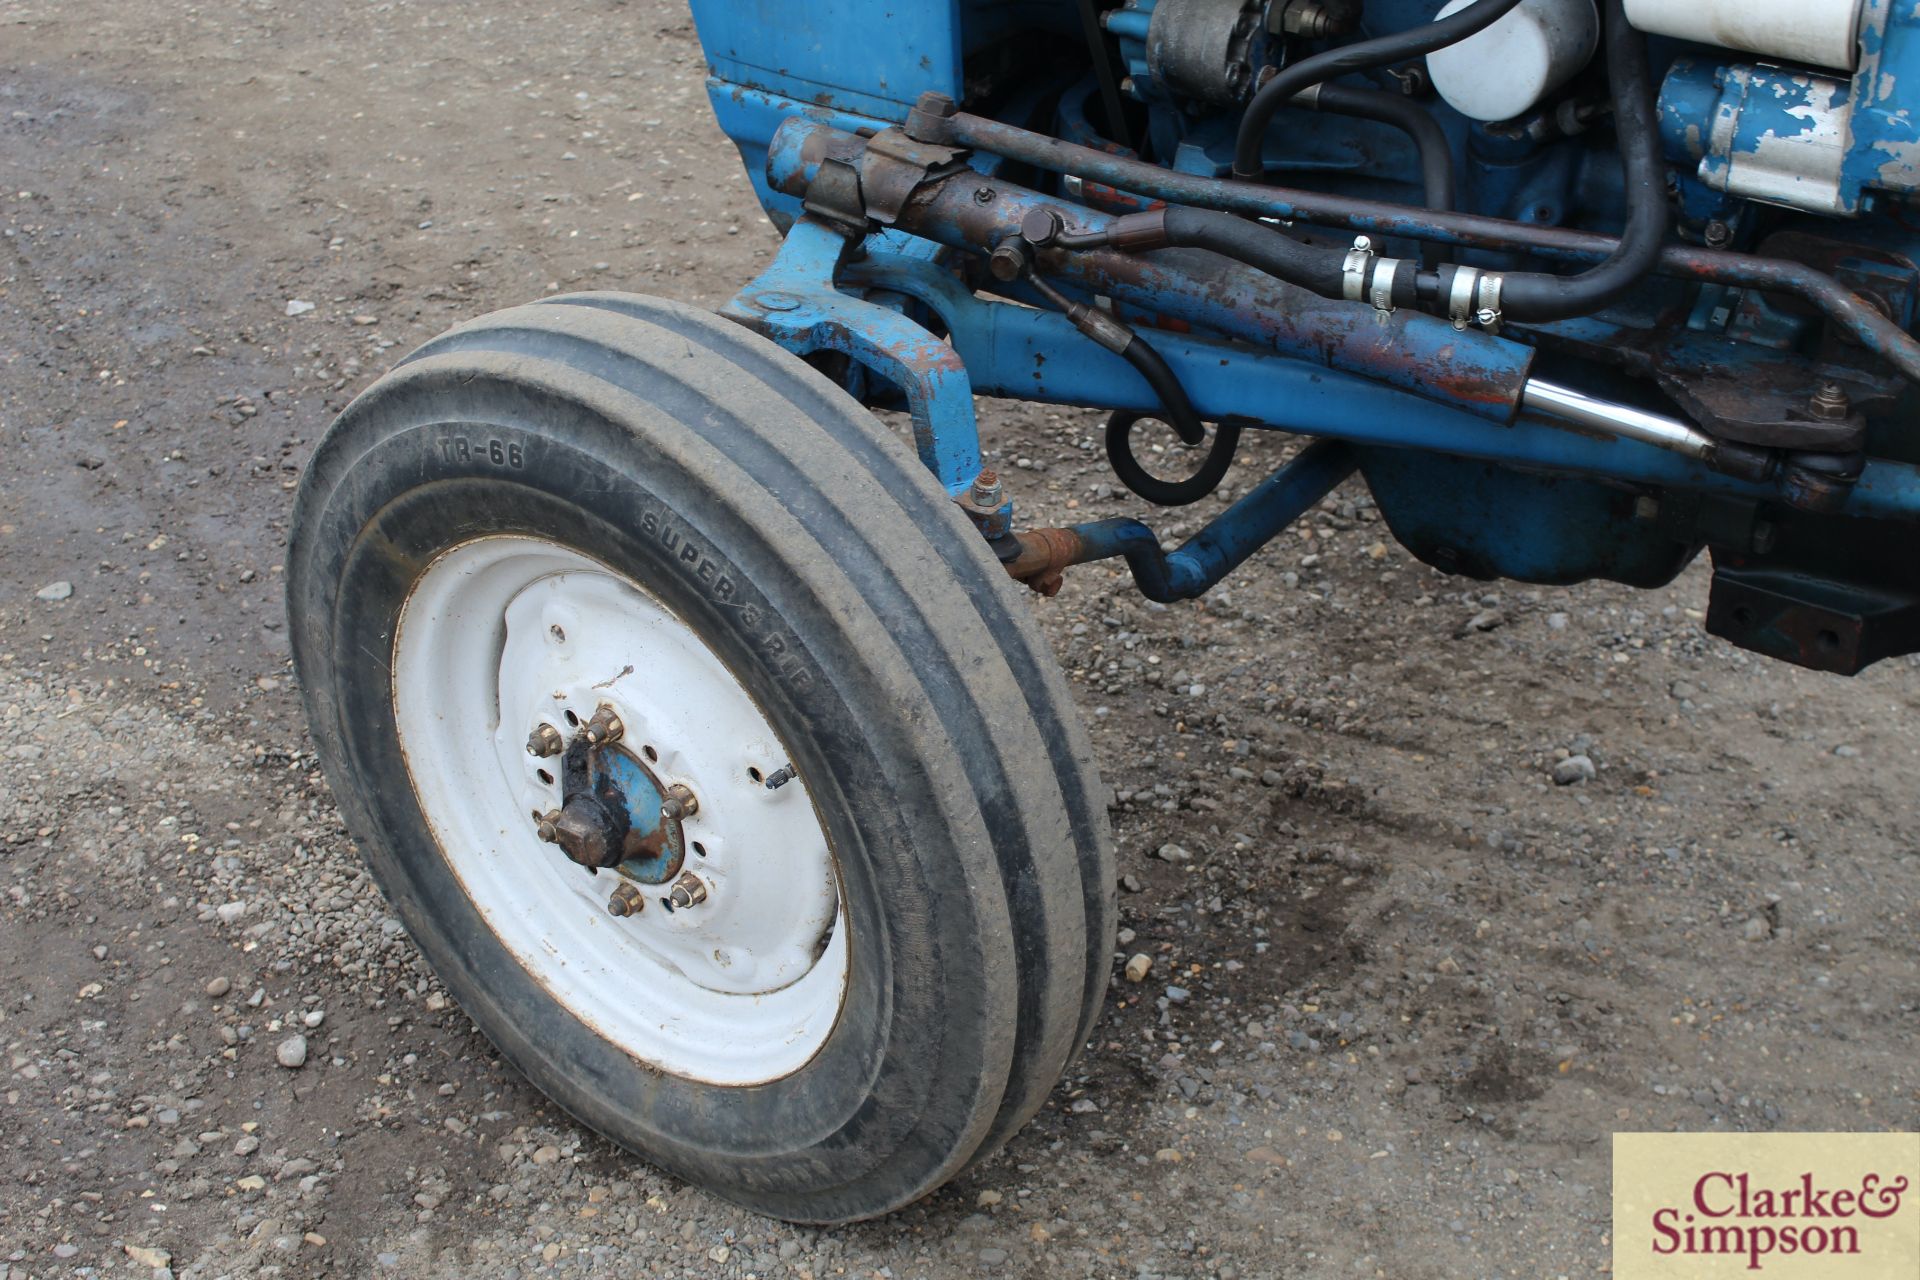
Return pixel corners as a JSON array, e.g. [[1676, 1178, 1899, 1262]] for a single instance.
[[666, 871, 708, 911], [584, 703, 624, 746], [606, 882, 645, 917], [526, 723, 564, 758], [660, 782, 699, 821], [535, 809, 562, 843]]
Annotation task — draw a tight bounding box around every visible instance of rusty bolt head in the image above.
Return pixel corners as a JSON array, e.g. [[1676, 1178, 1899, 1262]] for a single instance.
[[1808, 381, 1851, 421], [667, 872, 709, 911], [606, 883, 644, 917], [660, 782, 700, 822], [988, 237, 1029, 283], [526, 723, 564, 758], [583, 703, 624, 746], [1704, 220, 1732, 248], [970, 469, 1004, 508], [1018, 208, 1063, 248]]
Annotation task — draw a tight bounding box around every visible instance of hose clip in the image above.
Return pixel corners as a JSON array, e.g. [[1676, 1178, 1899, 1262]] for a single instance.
[[1342, 235, 1375, 304], [1446, 266, 1503, 333]]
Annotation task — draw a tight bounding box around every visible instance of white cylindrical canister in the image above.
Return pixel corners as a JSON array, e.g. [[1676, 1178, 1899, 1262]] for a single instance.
[[1426, 0, 1602, 123], [1622, 0, 1864, 72]]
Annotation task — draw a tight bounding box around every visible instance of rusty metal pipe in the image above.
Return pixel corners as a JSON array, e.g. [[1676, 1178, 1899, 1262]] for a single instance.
[[1003, 439, 1359, 599], [767, 118, 1536, 422], [934, 110, 1920, 384]]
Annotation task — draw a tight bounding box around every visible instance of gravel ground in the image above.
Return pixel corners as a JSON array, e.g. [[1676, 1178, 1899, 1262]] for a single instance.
[[3, 2, 1918, 1277]]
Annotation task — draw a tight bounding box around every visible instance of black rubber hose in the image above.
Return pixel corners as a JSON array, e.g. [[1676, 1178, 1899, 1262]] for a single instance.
[[1118, 327, 1205, 443], [1232, 0, 1524, 179], [1105, 411, 1243, 507], [1313, 84, 1454, 213], [1158, 206, 1350, 298], [1492, 0, 1667, 320]]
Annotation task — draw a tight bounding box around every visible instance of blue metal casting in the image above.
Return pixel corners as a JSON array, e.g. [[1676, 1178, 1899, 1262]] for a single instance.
[[681, 0, 1920, 670], [720, 218, 985, 496], [840, 247, 1920, 523]]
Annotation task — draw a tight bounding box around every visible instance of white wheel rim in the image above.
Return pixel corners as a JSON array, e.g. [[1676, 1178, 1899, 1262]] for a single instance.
[[392, 535, 847, 1085]]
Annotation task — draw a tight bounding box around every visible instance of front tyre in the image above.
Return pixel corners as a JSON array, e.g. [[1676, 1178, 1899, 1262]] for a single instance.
[[287, 294, 1114, 1222]]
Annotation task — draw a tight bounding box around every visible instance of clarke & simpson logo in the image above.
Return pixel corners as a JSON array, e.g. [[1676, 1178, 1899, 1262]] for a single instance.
[[1614, 1133, 1920, 1278]]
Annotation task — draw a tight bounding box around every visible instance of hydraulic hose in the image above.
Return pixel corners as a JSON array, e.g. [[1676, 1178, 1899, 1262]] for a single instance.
[[1232, 0, 1525, 179], [1104, 411, 1244, 507], [1155, 206, 1350, 298], [1491, 0, 1667, 320], [1311, 84, 1454, 213], [1024, 270, 1241, 504], [1057, 1, 1664, 327]]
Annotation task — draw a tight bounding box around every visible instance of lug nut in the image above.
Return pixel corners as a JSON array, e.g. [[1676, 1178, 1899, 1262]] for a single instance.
[[583, 703, 624, 746], [535, 809, 562, 843], [666, 871, 708, 911], [526, 723, 564, 758], [606, 882, 645, 917], [660, 783, 699, 822]]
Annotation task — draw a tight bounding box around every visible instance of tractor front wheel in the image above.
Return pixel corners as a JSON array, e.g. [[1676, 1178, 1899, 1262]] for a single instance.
[[286, 293, 1114, 1222]]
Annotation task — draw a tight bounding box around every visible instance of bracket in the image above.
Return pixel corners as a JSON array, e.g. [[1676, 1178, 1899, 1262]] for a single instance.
[[720, 218, 986, 496]]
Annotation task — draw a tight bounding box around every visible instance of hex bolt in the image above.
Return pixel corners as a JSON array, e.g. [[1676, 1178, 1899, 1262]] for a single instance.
[[660, 783, 699, 822], [988, 236, 1030, 283], [1808, 381, 1851, 421], [535, 809, 563, 843], [970, 468, 1004, 508], [1018, 207, 1064, 248], [1704, 219, 1731, 248], [526, 723, 564, 758], [606, 882, 645, 917], [667, 872, 709, 911], [583, 703, 624, 746]]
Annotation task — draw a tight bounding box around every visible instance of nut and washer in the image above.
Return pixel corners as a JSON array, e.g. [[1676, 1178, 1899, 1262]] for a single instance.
[[583, 703, 624, 746], [526, 723, 564, 758], [660, 783, 700, 822], [1808, 381, 1851, 421], [667, 871, 709, 910]]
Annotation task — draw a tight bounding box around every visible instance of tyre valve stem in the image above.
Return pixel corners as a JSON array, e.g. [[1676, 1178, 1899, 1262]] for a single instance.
[[763, 764, 796, 791]]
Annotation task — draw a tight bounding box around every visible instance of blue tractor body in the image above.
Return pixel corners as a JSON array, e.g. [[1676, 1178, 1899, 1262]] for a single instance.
[[679, 0, 1920, 675]]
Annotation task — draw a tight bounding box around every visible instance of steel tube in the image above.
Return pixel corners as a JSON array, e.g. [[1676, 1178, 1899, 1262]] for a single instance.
[[937, 110, 1920, 384], [1068, 440, 1360, 601], [1519, 378, 1716, 459]]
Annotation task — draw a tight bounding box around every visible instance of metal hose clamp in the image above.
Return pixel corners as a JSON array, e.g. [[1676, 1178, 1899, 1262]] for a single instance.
[[1475, 274, 1503, 334], [1342, 235, 1374, 303], [1447, 266, 1483, 331], [1370, 256, 1405, 313]]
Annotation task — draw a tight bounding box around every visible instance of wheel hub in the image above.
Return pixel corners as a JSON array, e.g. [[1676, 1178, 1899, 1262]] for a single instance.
[[534, 711, 690, 885]]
